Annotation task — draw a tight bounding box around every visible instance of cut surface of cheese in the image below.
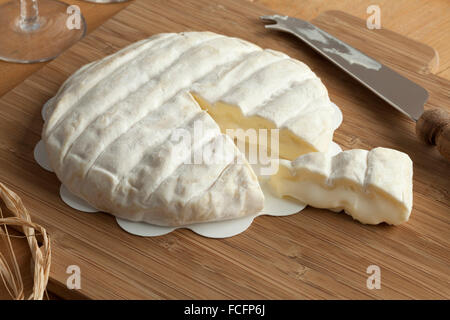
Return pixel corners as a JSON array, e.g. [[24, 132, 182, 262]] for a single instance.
[[268, 148, 413, 225], [42, 31, 341, 226], [190, 49, 342, 160]]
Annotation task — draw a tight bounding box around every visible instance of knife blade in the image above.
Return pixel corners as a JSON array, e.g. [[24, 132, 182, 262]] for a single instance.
[[260, 14, 428, 121], [261, 14, 450, 160]]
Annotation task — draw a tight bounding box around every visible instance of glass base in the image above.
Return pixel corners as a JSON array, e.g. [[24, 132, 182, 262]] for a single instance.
[[0, 0, 87, 63]]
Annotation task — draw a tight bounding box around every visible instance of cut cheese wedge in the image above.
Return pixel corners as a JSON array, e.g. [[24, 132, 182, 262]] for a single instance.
[[42, 31, 341, 226], [191, 50, 342, 160], [268, 148, 413, 225]]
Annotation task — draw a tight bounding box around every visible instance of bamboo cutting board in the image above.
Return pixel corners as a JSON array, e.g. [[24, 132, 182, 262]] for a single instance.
[[0, 0, 449, 299]]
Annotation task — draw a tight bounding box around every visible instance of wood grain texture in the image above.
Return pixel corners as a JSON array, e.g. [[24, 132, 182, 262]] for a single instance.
[[0, 0, 449, 299], [0, 0, 131, 97], [416, 109, 450, 160], [0, 0, 449, 98], [255, 0, 450, 78]]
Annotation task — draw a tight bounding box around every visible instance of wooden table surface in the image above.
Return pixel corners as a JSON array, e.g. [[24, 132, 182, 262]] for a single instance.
[[0, 0, 449, 98], [0, 0, 448, 300]]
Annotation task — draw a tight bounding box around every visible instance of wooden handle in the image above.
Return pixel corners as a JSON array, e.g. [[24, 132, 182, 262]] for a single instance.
[[416, 108, 450, 160]]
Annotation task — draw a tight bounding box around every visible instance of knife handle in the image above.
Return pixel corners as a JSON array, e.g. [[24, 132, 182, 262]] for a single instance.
[[416, 108, 450, 160]]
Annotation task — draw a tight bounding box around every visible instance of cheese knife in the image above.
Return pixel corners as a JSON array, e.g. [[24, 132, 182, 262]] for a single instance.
[[261, 15, 450, 160]]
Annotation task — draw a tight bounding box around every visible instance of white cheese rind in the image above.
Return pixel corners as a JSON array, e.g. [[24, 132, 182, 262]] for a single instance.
[[269, 148, 413, 225], [45, 90, 264, 226], [42, 31, 341, 226]]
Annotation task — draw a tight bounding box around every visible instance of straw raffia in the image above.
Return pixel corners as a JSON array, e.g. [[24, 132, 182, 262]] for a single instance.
[[0, 182, 51, 300]]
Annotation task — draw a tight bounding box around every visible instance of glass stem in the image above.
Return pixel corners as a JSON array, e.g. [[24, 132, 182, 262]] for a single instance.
[[19, 0, 40, 32]]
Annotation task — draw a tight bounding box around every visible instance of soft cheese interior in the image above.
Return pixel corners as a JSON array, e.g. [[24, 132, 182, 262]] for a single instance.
[[190, 48, 342, 160], [269, 148, 413, 225]]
